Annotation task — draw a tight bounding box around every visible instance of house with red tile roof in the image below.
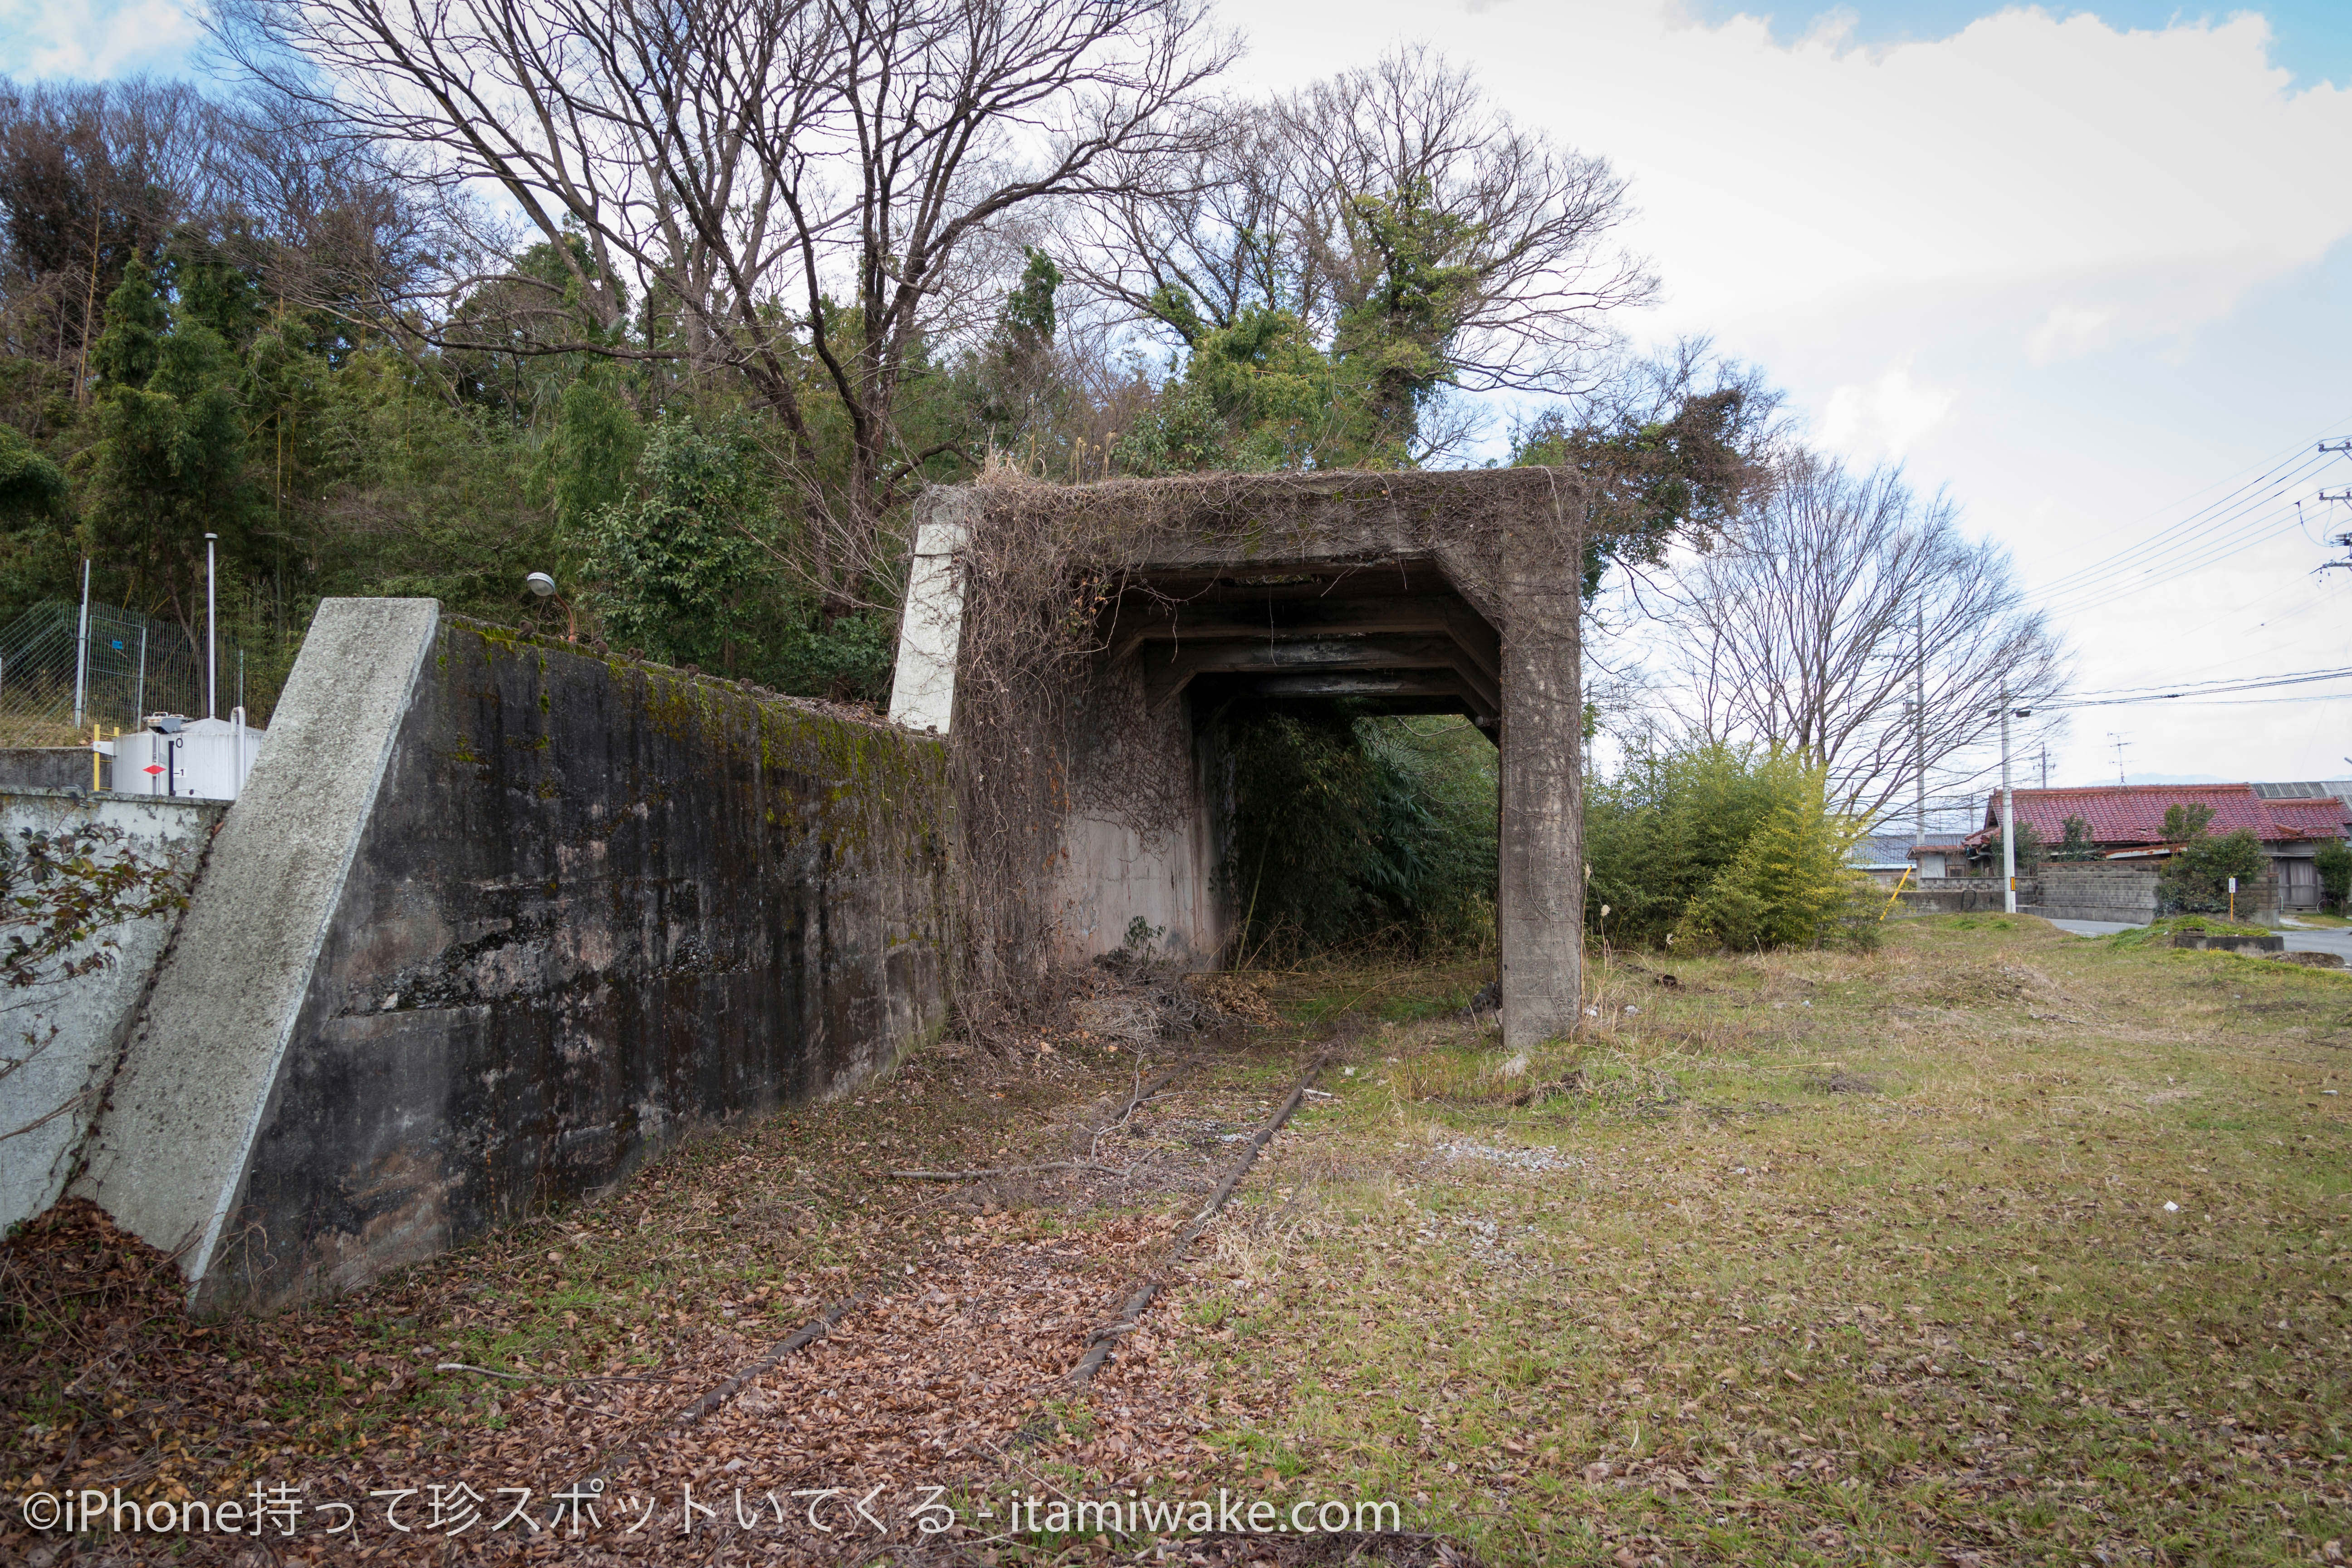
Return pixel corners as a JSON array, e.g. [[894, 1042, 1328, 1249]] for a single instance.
[[1963, 782, 2350, 910]]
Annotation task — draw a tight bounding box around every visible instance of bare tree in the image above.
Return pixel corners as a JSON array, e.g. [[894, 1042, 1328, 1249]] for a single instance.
[[1059, 45, 1653, 398], [215, 0, 1235, 615], [1666, 451, 2068, 823], [1054, 102, 1316, 338]]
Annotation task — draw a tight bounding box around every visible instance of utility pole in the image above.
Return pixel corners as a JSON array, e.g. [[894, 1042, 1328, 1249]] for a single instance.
[[2318, 439, 2352, 568], [2039, 742, 2048, 789], [2000, 691, 2017, 915], [1913, 602, 1926, 845]]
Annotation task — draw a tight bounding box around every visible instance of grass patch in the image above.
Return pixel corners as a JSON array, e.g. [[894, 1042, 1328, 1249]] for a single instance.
[[2107, 913, 2276, 948], [1150, 915, 2352, 1565]]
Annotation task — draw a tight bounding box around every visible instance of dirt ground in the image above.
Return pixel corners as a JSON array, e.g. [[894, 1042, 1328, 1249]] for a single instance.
[[5, 914, 2349, 1566]]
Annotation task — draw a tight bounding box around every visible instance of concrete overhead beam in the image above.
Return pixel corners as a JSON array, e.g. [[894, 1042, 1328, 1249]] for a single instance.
[[1232, 672, 1486, 704], [1107, 599, 1460, 662], [1144, 634, 1501, 716]]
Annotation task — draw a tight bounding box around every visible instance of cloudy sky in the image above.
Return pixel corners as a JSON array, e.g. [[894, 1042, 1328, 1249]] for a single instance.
[[7, 0, 2350, 800]]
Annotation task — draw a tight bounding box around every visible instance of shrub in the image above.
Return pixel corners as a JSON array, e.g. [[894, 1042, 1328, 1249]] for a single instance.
[[2050, 814, 2100, 861], [2162, 802, 2216, 841], [1676, 770, 1879, 953], [1585, 742, 1875, 952], [2317, 838, 2351, 915], [1987, 818, 2047, 875], [2158, 828, 2266, 914]]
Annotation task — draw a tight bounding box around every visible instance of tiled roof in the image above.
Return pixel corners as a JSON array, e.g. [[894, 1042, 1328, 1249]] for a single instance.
[[1965, 783, 2352, 850]]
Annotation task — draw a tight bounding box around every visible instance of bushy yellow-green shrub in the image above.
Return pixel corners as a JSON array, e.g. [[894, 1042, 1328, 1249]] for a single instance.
[[1586, 743, 1876, 952]]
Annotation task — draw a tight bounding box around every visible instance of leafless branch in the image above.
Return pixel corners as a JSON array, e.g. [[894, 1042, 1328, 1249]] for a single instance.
[[1658, 451, 2071, 823]]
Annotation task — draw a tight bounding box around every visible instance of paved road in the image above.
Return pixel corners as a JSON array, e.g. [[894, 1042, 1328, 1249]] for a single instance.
[[2046, 916, 2352, 960], [2051, 912, 2145, 940]]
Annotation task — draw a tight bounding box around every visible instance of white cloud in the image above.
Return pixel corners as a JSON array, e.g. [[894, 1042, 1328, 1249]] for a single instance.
[[1229, 2, 2352, 358], [0, 0, 205, 82], [2026, 303, 2115, 364], [1819, 361, 1957, 458]]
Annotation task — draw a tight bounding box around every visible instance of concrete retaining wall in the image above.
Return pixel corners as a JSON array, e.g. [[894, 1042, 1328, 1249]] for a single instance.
[[0, 748, 99, 791], [0, 789, 222, 1232], [75, 602, 951, 1312], [1897, 882, 2036, 916]]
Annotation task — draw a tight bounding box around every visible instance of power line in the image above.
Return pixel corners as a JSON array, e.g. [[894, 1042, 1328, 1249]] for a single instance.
[[2016, 431, 2352, 622], [2036, 666, 2352, 709], [2024, 442, 2341, 608], [2061, 661, 2352, 700], [2027, 419, 2352, 582], [2030, 485, 2325, 620]]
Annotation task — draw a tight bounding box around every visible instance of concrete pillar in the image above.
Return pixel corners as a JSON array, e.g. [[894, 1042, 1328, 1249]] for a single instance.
[[886, 489, 976, 735], [1496, 524, 1584, 1048]]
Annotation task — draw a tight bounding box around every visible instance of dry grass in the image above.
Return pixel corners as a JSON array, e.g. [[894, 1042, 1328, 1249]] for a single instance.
[[1154, 916, 2352, 1566]]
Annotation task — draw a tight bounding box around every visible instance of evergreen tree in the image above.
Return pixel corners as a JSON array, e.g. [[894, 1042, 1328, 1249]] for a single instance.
[[576, 413, 778, 675], [81, 256, 257, 629]]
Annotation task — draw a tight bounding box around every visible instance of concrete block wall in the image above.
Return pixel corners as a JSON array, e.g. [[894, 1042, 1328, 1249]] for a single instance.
[[0, 789, 223, 1232], [75, 603, 952, 1312], [2034, 863, 2159, 924]]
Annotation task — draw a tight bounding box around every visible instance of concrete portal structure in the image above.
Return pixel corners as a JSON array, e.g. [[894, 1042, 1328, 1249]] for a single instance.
[[891, 470, 1592, 1048]]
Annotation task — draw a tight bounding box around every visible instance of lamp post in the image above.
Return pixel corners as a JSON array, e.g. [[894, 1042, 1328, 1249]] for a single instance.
[[204, 532, 218, 720]]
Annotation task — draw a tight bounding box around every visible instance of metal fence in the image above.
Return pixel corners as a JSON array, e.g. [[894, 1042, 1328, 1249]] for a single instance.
[[0, 599, 248, 747]]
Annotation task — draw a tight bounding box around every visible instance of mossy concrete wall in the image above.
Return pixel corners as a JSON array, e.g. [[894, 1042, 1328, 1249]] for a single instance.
[[79, 602, 950, 1312]]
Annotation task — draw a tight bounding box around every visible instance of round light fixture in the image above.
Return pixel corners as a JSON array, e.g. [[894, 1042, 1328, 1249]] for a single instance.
[[525, 572, 558, 598]]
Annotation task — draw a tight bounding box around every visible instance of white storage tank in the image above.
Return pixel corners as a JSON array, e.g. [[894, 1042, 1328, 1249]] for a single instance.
[[105, 710, 265, 801]]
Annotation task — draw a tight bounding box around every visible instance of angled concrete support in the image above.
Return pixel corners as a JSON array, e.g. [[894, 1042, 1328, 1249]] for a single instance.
[[75, 599, 441, 1305], [887, 489, 977, 735]]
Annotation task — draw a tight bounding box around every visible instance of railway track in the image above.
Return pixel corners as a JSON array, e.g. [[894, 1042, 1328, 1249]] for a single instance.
[[547, 1045, 1332, 1528]]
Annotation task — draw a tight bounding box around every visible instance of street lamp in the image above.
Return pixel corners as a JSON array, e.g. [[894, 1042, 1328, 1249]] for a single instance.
[[524, 572, 576, 641]]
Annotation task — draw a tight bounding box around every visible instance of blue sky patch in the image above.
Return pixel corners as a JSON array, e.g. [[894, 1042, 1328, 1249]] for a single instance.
[[1674, 2, 2349, 88]]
